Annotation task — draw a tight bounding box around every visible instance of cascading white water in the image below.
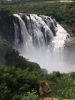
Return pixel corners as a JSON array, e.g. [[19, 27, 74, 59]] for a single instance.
[[52, 24, 68, 51], [13, 14, 32, 51], [13, 22, 20, 47], [13, 14, 73, 73], [29, 14, 54, 47]]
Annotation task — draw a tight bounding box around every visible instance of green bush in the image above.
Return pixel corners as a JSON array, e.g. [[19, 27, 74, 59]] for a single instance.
[[47, 72, 75, 99], [22, 92, 41, 100], [0, 66, 45, 100]]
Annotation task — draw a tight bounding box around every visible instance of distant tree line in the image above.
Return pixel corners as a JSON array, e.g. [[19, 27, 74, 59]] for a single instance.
[[0, 0, 59, 4]]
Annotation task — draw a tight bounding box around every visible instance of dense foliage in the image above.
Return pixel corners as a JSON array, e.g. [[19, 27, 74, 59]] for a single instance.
[[0, 66, 44, 100], [0, 66, 75, 100], [47, 72, 75, 99]]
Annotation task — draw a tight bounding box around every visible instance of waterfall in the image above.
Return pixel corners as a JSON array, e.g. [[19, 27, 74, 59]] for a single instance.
[[13, 14, 32, 51], [52, 24, 68, 51], [13, 14, 69, 72], [29, 14, 54, 47], [13, 22, 19, 46]]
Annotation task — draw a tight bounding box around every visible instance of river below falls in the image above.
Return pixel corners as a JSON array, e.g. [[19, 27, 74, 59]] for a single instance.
[[22, 37, 75, 73]]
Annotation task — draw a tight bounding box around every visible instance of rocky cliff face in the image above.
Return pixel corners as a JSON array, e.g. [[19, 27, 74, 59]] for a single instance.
[[0, 15, 14, 44], [0, 11, 14, 64]]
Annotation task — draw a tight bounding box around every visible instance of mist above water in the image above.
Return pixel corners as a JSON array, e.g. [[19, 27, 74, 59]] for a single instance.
[[13, 14, 75, 73]]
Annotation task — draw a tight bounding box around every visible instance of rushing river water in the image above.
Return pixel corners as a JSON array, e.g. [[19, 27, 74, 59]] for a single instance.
[[22, 38, 75, 73]]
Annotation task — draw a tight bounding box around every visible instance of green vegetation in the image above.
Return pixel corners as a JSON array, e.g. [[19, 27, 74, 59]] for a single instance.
[[0, 2, 75, 33], [0, 66, 43, 100], [47, 72, 75, 99], [0, 0, 60, 4], [0, 66, 75, 100]]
